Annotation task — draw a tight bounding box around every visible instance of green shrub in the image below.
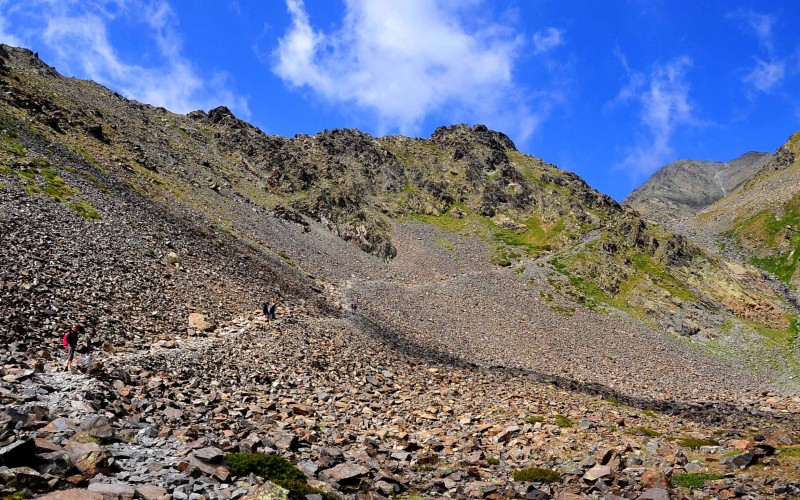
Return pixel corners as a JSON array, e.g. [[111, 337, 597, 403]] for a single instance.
[[630, 427, 661, 438], [671, 473, 724, 488], [553, 414, 573, 428], [525, 415, 544, 424], [678, 437, 718, 450], [486, 456, 500, 465], [224, 453, 320, 499], [512, 466, 561, 483]]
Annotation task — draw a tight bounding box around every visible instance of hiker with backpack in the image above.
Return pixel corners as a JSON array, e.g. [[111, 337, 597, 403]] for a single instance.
[[262, 301, 278, 321], [63, 323, 83, 371]]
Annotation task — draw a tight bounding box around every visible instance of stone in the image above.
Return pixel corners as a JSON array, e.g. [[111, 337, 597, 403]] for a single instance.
[[319, 462, 369, 485], [36, 489, 105, 499], [87, 482, 136, 499], [583, 464, 612, 482], [0, 438, 35, 467], [193, 446, 224, 462], [640, 469, 668, 489], [188, 313, 215, 332], [79, 415, 115, 440], [319, 447, 345, 468], [732, 453, 755, 468], [637, 488, 670, 500], [135, 484, 169, 500], [243, 480, 291, 499]]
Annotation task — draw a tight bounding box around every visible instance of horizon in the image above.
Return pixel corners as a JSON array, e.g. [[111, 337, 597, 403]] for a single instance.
[[1, 1, 798, 201]]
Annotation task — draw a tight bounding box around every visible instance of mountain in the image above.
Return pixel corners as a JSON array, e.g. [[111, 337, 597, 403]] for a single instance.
[[623, 152, 772, 227], [678, 132, 800, 289], [2, 45, 800, 499]]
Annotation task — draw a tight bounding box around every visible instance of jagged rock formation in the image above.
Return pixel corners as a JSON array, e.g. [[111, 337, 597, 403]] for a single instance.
[[624, 152, 771, 227], [1, 44, 800, 498]]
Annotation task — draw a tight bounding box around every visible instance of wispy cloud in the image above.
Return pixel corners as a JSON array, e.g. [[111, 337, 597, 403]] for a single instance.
[[0, 0, 248, 117], [532, 27, 563, 55], [727, 9, 785, 94], [273, 0, 556, 141], [611, 56, 696, 181]]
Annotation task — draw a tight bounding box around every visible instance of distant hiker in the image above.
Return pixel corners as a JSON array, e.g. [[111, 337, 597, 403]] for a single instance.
[[63, 323, 83, 371], [262, 302, 269, 318], [268, 302, 277, 321], [350, 302, 358, 314]]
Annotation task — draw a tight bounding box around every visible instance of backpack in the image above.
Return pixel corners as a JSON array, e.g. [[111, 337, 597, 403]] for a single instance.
[[61, 332, 69, 346]]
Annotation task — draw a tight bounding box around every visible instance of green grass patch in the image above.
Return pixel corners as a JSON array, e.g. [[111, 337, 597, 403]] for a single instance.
[[642, 410, 659, 418], [67, 200, 101, 220], [511, 466, 561, 483], [224, 453, 323, 500], [525, 415, 544, 424], [677, 437, 719, 449], [486, 457, 500, 466], [553, 414, 573, 428], [776, 445, 800, 457], [671, 473, 725, 489], [0, 132, 26, 156], [629, 427, 661, 438]]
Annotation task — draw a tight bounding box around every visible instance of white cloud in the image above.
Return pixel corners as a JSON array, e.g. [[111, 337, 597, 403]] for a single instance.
[[728, 9, 786, 94], [532, 27, 563, 55], [273, 0, 550, 140], [612, 57, 696, 181], [743, 58, 785, 93], [0, 0, 249, 117]]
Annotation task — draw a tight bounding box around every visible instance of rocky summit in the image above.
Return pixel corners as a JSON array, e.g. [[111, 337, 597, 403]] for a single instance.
[[1, 44, 799, 499]]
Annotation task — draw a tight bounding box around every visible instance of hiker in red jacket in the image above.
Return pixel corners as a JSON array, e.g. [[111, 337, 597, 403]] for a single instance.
[[64, 324, 82, 370]]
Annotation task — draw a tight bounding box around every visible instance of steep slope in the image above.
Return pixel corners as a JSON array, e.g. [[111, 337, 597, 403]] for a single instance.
[[679, 131, 800, 289], [624, 152, 771, 227], [0, 44, 797, 389]]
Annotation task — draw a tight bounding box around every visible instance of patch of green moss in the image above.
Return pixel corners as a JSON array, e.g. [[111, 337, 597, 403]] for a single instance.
[[511, 466, 561, 483], [0, 132, 26, 156], [224, 453, 323, 500], [776, 445, 800, 457], [671, 473, 725, 489], [553, 414, 573, 428], [629, 427, 661, 438], [486, 456, 500, 466], [525, 415, 544, 424], [67, 200, 101, 220]]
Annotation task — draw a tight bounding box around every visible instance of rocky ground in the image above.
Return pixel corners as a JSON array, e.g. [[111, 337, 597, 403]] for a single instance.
[[2, 308, 799, 499]]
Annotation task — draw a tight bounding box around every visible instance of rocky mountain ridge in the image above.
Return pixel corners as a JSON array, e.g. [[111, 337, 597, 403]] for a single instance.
[[623, 153, 772, 228], [1, 44, 799, 499]]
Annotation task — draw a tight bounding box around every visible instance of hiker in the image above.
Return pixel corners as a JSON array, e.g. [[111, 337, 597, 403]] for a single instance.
[[350, 302, 358, 314], [262, 301, 269, 318], [268, 302, 277, 321], [63, 323, 83, 371]]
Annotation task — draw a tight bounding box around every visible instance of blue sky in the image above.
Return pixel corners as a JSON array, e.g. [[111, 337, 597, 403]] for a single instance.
[[1, 1, 798, 200]]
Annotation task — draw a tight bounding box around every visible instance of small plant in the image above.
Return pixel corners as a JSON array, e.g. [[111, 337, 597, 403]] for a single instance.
[[671, 473, 725, 489], [224, 453, 321, 499], [629, 427, 661, 438], [553, 414, 573, 428], [486, 456, 500, 466], [677, 437, 719, 450], [642, 410, 659, 418], [512, 466, 561, 483], [167, 256, 182, 266], [525, 415, 544, 424], [606, 398, 621, 406], [68, 200, 101, 220]]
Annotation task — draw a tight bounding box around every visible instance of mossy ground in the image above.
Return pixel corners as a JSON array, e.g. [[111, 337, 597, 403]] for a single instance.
[[225, 453, 325, 499], [511, 466, 561, 483]]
